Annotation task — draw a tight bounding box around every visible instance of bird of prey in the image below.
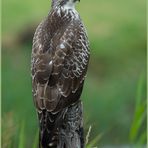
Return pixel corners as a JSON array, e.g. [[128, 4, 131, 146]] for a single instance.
[[31, 0, 90, 147]]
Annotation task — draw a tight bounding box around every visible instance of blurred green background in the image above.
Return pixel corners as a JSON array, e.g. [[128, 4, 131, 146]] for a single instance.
[[2, 0, 146, 147]]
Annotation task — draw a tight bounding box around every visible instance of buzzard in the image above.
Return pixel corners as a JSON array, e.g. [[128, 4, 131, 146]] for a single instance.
[[31, 0, 90, 147]]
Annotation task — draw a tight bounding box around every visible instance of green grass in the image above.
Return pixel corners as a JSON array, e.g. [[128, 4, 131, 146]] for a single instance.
[[2, 0, 146, 146], [129, 74, 146, 145]]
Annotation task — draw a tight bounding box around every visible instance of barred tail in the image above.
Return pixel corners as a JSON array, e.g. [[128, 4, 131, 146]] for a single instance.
[[38, 110, 60, 148], [38, 101, 84, 148], [58, 101, 84, 148]]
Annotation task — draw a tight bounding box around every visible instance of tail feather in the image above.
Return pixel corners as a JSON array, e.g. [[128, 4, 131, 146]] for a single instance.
[[58, 101, 84, 148], [39, 110, 59, 148], [38, 101, 83, 148]]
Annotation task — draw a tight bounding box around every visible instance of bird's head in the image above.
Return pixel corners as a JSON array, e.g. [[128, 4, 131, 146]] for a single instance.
[[51, 0, 80, 8]]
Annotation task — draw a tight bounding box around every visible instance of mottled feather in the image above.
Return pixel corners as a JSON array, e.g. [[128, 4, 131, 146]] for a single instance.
[[31, 0, 90, 147]]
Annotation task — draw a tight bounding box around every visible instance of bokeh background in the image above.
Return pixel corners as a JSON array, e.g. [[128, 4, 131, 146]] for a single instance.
[[2, 0, 146, 147]]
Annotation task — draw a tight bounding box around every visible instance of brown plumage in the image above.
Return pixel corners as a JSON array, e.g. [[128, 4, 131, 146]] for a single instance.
[[31, 0, 90, 147]]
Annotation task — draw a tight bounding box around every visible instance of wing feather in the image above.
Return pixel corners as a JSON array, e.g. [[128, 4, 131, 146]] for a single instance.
[[54, 22, 90, 97], [32, 18, 90, 112]]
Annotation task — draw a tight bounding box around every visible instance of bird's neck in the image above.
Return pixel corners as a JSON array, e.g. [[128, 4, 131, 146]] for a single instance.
[[62, 1, 75, 10], [51, 0, 76, 10], [46, 4, 79, 39], [51, 1, 58, 8], [49, 4, 79, 23]]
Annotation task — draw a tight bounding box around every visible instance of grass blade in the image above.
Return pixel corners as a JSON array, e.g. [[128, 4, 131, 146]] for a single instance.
[[18, 121, 25, 148], [86, 133, 103, 148], [32, 129, 39, 148], [129, 74, 146, 144]]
